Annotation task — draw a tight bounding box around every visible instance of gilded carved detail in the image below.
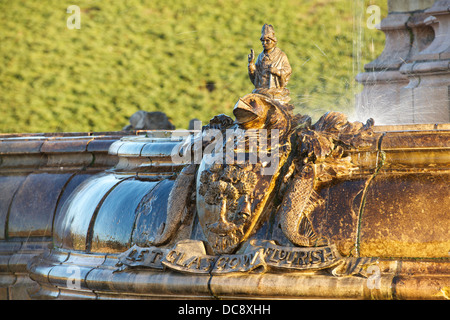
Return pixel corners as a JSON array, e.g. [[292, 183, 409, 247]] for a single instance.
[[122, 24, 378, 277], [197, 163, 259, 254]]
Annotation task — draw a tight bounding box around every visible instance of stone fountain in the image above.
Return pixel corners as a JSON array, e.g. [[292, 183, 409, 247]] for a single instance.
[[356, 0, 450, 125], [0, 1, 449, 300]]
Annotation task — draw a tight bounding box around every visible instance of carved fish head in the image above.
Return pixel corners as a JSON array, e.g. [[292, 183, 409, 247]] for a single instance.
[[233, 94, 271, 129], [233, 94, 294, 138]]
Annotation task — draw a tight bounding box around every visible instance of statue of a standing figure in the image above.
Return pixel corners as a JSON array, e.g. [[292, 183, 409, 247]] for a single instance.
[[248, 24, 292, 104]]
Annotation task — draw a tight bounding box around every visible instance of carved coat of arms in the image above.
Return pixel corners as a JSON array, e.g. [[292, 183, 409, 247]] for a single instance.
[[116, 24, 378, 278]]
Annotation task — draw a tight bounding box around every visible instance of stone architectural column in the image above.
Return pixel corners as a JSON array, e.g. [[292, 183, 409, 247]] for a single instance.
[[355, 0, 436, 124], [399, 0, 450, 123]]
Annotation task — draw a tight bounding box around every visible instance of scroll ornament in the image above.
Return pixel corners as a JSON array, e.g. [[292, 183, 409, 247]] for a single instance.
[[116, 239, 377, 277]]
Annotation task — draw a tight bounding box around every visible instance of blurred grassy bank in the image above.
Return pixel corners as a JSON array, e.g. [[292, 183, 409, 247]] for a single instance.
[[0, 0, 387, 133]]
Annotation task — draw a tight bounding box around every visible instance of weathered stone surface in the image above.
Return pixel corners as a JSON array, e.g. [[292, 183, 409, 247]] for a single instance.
[[309, 178, 368, 256], [0, 132, 129, 299], [20, 123, 446, 300], [360, 172, 450, 258], [8, 173, 73, 238], [123, 111, 176, 131], [89, 178, 162, 253], [388, 0, 435, 13], [355, 0, 450, 125], [0, 175, 27, 239]]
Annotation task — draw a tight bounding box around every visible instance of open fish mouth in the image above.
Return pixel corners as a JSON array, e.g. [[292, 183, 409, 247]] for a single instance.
[[234, 108, 258, 124], [232, 94, 270, 128]]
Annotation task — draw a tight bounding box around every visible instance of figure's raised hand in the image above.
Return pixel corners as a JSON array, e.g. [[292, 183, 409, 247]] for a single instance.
[[248, 49, 255, 65]]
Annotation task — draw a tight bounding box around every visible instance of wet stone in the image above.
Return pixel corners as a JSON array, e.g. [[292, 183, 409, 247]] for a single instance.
[[89, 178, 160, 253], [131, 179, 175, 247], [0, 175, 27, 239], [8, 173, 73, 238], [360, 172, 450, 258], [53, 173, 125, 250]]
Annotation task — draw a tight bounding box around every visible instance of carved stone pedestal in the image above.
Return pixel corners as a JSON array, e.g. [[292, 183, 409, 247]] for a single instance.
[[355, 0, 436, 124], [399, 0, 450, 123]]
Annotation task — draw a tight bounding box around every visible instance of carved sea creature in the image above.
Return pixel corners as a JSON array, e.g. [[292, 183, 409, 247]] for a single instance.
[[147, 163, 197, 246], [278, 111, 376, 247], [278, 163, 328, 247]]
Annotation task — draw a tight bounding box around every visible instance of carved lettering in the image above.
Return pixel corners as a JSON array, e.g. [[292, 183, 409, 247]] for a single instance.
[[211, 250, 265, 275], [256, 241, 341, 271], [118, 241, 343, 275], [66, 5, 81, 30], [311, 250, 322, 264], [136, 249, 149, 261], [202, 257, 216, 272], [323, 246, 335, 262], [165, 250, 185, 266], [229, 257, 239, 269], [267, 248, 278, 263], [117, 245, 168, 270], [241, 251, 258, 267], [278, 249, 288, 260], [297, 250, 309, 265], [150, 250, 164, 264], [125, 248, 138, 261]]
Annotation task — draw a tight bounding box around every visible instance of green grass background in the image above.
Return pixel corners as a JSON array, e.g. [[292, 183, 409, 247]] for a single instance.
[[0, 0, 387, 133]]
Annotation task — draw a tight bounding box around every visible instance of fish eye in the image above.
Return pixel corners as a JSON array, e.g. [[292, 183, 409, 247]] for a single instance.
[[239, 211, 250, 219]]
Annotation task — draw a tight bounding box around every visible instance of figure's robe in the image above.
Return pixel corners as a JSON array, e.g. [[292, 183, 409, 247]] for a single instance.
[[249, 47, 292, 102]]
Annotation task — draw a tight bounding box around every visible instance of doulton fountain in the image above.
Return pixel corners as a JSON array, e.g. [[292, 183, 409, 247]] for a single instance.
[[0, 0, 448, 300]]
